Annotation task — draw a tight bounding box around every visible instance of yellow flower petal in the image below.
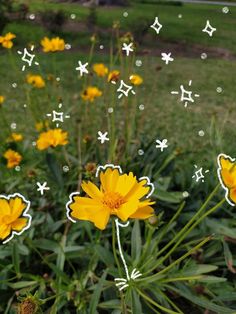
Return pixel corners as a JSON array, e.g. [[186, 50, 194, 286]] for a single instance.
[[11, 218, 28, 231], [0, 224, 11, 240], [117, 199, 139, 221], [81, 181, 103, 200], [100, 168, 120, 192], [129, 205, 154, 219]]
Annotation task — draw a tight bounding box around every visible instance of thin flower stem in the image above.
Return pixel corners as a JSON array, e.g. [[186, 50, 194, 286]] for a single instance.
[[146, 198, 224, 276], [143, 235, 212, 282], [156, 184, 220, 260], [115, 219, 130, 280], [112, 219, 122, 276], [158, 289, 184, 314], [160, 275, 203, 283], [136, 288, 180, 314]]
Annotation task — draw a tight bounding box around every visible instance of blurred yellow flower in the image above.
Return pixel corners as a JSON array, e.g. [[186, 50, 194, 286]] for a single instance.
[[0, 95, 5, 104], [36, 128, 68, 150], [218, 154, 236, 205], [0, 194, 31, 243], [41, 37, 65, 52], [8, 133, 23, 142], [67, 166, 155, 230], [81, 86, 102, 102], [3, 149, 22, 169], [0, 32, 16, 49], [27, 74, 45, 88], [35, 121, 49, 132], [108, 70, 120, 83], [129, 74, 143, 85], [93, 63, 108, 77]]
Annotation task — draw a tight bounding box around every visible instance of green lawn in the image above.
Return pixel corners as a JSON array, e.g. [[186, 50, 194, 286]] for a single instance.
[[12, 0, 236, 53]]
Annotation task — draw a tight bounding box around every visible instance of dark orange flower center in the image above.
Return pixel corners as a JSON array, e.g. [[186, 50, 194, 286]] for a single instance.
[[102, 191, 125, 212]]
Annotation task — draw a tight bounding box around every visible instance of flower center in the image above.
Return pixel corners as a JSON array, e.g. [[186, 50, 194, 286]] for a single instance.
[[102, 191, 125, 212]]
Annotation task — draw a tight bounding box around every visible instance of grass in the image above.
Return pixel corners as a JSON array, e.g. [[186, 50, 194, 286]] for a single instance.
[[13, 0, 236, 53], [0, 51, 235, 166], [0, 1, 236, 312]]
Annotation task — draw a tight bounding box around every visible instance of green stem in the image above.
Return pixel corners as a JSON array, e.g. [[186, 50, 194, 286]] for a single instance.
[[136, 288, 180, 314], [153, 184, 220, 264], [142, 235, 212, 282], [146, 198, 224, 276], [112, 219, 122, 277]]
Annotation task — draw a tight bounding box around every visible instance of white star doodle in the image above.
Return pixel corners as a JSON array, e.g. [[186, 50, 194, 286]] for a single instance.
[[150, 17, 162, 35], [17, 46, 39, 71], [192, 165, 209, 183], [75, 60, 89, 76], [202, 20, 216, 37], [47, 103, 70, 127], [37, 182, 50, 195], [97, 131, 109, 144], [161, 52, 174, 65], [117, 80, 135, 99], [155, 139, 168, 152], [171, 80, 200, 108], [122, 42, 134, 56]]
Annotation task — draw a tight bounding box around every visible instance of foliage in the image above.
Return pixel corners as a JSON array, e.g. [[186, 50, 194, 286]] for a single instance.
[[0, 2, 236, 313]]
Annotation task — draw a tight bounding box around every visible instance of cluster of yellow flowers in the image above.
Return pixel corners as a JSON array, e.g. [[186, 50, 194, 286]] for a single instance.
[[26, 74, 45, 88], [41, 37, 65, 52], [36, 128, 68, 150], [81, 86, 102, 102], [0, 32, 65, 53], [0, 32, 16, 49], [4, 149, 22, 169]]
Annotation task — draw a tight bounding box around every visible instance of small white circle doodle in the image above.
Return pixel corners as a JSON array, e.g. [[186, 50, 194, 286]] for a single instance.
[[198, 130, 205, 137]]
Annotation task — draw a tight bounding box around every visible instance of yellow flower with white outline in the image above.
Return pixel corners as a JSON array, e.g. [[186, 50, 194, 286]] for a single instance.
[[217, 153, 236, 206], [67, 165, 155, 230], [0, 193, 31, 244]]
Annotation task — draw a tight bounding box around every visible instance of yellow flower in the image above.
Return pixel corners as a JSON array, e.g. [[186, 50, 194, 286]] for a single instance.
[[41, 37, 65, 53], [0, 32, 16, 49], [108, 70, 120, 83], [93, 63, 108, 77], [27, 74, 45, 88], [8, 133, 23, 142], [3, 149, 22, 169], [218, 154, 236, 205], [0, 194, 31, 243], [35, 120, 49, 132], [36, 128, 68, 150], [129, 74, 143, 86], [81, 86, 102, 102], [0, 95, 5, 104], [67, 166, 155, 230]]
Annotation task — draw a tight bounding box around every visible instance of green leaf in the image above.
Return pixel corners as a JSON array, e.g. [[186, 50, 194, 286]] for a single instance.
[[46, 152, 63, 187], [170, 286, 236, 313], [7, 281, 38, 289], [132, 290, 143, 313], [181, 264, 218, 276], [198, 275, 227, 283], [223, 241, 236, 273], [12, 242, 20, 275], [33, 239, 60, 253], [131, 220, 141, 264], [94, 244, 114, 267], [98, 299, 121, 310], [153, 189, 184, 204], [89, 270, 107, 314]]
